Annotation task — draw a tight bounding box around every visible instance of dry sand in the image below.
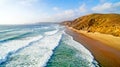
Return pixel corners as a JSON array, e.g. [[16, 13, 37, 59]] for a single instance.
[[66, 27, 120, 67]]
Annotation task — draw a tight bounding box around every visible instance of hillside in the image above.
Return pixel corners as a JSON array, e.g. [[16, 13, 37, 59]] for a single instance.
[[69, 13, 120, 37]]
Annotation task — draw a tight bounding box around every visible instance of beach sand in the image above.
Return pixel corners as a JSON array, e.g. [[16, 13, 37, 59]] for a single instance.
[[66, 27, 120, 67]]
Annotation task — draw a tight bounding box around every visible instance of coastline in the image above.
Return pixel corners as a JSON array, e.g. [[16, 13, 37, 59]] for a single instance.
[[66, 27, 120, 67]]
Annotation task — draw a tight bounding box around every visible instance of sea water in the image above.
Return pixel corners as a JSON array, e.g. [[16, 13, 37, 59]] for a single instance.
[[0, 23, 99, 67]]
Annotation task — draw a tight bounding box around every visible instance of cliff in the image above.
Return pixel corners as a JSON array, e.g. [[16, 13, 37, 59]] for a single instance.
[[69, 13, 120, 37]]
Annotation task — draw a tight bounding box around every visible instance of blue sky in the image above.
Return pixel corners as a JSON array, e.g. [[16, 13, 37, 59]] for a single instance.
[[0, 0, 120, 24]]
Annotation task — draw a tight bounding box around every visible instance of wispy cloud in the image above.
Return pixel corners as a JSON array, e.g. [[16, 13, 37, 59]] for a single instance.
[[78, 4, 87, 12], [0, 0, 119, 24], [92, 3, 112, 11], [18, 0, 39, 6], [48, 4, 87, 22], [92, 2, 120, 13], [54, 9, 76, 21], [53, 7, 60, 11]]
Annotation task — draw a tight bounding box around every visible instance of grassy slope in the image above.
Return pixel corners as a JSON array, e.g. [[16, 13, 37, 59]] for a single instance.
[[70, 13, 120, 37]]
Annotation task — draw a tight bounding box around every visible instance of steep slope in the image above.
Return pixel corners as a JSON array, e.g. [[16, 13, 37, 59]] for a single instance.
[[69, 13, 120, 37]]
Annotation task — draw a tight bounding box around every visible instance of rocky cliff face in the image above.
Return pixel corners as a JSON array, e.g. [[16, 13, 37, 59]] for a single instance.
[[69, 13, 120, 37]]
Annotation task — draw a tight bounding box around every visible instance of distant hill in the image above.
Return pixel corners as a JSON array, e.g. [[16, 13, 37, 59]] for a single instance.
[[68, 13, 120, 37], [60, 21, 72, 26]]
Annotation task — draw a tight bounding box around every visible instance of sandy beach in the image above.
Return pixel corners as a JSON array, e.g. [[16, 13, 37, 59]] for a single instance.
[[66, 27, 120, 67]]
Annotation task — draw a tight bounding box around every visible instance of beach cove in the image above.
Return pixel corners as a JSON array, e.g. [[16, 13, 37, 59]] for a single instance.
[[66, 27, 120, 67]]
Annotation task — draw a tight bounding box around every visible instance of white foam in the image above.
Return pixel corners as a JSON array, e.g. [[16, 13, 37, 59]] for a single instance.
[[63, 33, 97, 67], [44, 29, 58, 35], [0, 29, 14, 33], [0, 30, 32, 41], [5, 31, 63, 67], [42, 27, 50, 29], [0, 35, 43, 64]]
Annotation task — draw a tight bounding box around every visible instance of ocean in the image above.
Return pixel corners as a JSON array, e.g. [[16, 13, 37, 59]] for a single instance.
[[0, 23, 99, 67]]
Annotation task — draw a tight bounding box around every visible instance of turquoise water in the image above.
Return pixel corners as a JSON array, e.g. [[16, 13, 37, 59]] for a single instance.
[[0, 23, 99, 67], [46, 40, 91, 67], [46, 34, 99, 67]]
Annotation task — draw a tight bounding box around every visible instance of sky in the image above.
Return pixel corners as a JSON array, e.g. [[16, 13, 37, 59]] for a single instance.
[[0, 0, 120, 24]]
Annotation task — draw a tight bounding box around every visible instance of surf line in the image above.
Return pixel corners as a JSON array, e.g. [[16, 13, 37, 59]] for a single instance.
[[44, 33, 64, 67], [0, 35, 43, 64]]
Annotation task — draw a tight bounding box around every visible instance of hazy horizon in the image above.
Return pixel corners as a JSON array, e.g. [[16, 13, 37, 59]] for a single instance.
[[0, 0, 120, 24]]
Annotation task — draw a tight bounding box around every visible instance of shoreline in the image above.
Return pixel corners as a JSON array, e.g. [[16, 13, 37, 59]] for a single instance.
[[66, 27, 120, 67]]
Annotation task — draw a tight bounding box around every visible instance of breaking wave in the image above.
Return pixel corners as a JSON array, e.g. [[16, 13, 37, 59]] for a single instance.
[[0, 24, 99, 67]]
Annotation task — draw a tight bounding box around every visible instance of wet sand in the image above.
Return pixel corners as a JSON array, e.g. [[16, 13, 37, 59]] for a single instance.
[[66, 27, 120, 67]]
